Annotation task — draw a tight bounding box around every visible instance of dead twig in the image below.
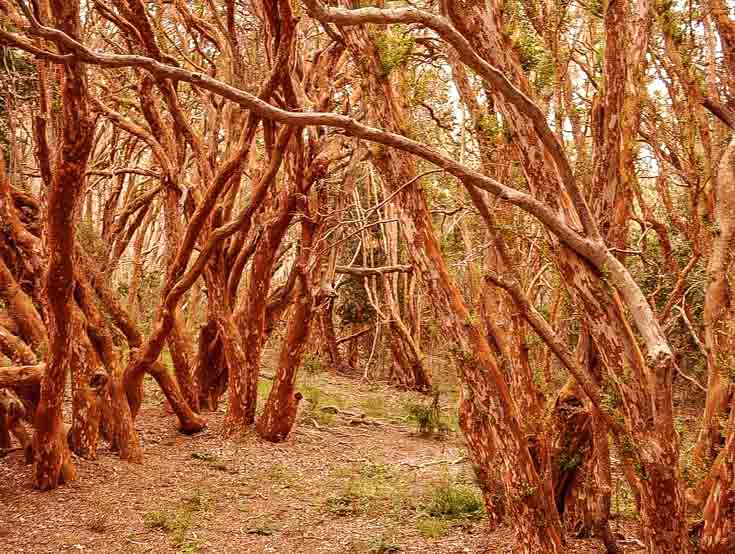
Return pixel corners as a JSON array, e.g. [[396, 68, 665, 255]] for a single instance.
[[400, 455, 467, 469]]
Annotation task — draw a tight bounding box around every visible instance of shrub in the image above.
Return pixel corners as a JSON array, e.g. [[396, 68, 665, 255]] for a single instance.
[[425, 480, 483, 520], [404, 394, 447, 436]]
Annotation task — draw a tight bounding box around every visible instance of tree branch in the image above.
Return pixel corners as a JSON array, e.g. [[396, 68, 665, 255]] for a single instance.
[[335, 265, 413, 276]]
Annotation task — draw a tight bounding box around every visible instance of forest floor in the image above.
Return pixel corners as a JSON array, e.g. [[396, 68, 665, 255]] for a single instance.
[[1, 368, 645, 553]]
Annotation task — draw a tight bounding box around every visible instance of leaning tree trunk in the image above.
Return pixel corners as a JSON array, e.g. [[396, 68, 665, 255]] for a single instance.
[[696, 138, 735, 552], [255, 283, 311, 442], [700, 398, 735, 553], [33, 0, 95, 490], [256, 246, 314, 442], [67, 304, 102, 460]]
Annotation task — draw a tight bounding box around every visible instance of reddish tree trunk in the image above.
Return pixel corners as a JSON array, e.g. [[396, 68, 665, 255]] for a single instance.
[[700, 399, 735, 552], [194, 320, 228, 411], [319, 298, 345, 372], [32, 0, 95, 490], [256, 276, 312, 442], [168, 311, 198, 412], [68, 305, 101, 460]]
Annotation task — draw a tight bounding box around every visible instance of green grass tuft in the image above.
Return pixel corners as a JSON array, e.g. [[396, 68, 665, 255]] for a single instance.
[[404, 398, 448, 437], [424, 480, 483, 520], [367, 535, 402, 553], [416, 517, 449, 539]]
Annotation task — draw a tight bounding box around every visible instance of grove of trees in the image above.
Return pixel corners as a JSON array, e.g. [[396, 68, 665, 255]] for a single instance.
[[1, 0, 734, 552]]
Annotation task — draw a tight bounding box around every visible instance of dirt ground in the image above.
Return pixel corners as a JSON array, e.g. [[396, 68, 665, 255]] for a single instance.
[[1, 372, 644, 553]]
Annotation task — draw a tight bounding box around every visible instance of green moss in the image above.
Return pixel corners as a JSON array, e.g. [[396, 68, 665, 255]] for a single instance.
[[143, 490, 209, 551], [367, 535, 401, 553], [362, 395, 387, 418], [518, 483, 537, 499], [477, 114, 502, 139]]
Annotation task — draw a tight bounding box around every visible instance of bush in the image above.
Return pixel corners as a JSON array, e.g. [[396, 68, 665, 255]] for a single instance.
[[425, 480, 483, 520], [404, 394, 448, 436]]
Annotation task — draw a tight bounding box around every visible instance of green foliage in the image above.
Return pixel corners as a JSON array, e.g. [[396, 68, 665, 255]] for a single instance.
[[298, 384, 340, 426], [518, 483, 537, 499], [612, 482, 638, 518], [588, 0, 604, 17], [0, 48, 37, 156], [557, 451, 582, 472], [191, 452, 218, 462], [367, 536, 402, 553], [326, 493, 360, 516], [300, 353, 323, 375], [424, 480, 484, 520], [264, 463, 298, 488], [144, 510, 176, 532], [191, 452, 231, 473], [404, 398, 448, 437], [514, 29, 542, 74], [328, 463, 413, 518], [657, 0, 686, 46], [257, 377, 273, 399], [416, 517, 449, 539], [362, 395, 386, 418], [634, 461, 650, 481], [336, 277, 375, 325], [76, 220, 107, 263], [373, 30, 415, 76], [476, 114, 502, 139], [143, 490, 209, 551], [465, 311, 480, 326], [439, 228, 463, 259], [601, 378, 622, 412], [301, 384, 322, 407]]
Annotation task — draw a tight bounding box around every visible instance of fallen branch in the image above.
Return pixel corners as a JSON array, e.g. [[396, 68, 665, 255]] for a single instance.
[[320, 405, 361, 417], [335, 265, 412, 277], [0, 446, 23, 458], [400, 455, 467, 469], [336, 326, 374, 345], [319, 405, 384, 427]]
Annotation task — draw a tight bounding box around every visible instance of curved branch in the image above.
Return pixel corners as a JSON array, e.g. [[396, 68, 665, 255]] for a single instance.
[[301, 0, 598, 238], [2, 20, 597, 264]]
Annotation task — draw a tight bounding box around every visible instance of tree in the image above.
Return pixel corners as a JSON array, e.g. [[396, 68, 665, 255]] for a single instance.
[[1, 0, 734, 551]]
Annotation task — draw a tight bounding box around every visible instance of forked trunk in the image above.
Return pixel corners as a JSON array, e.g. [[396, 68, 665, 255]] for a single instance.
[[551, 379, 618, 553]]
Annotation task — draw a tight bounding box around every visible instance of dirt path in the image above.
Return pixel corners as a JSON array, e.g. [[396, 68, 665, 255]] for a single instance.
[[1, 374, 638, 553]]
